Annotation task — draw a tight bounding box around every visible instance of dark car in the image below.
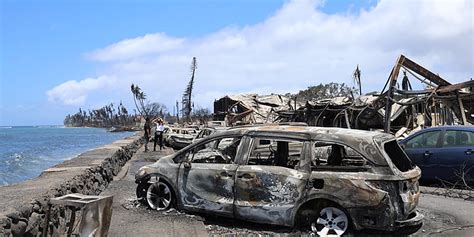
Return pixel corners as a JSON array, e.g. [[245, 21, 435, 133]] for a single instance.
[[136, 125, 422, 235], [399, 126, 474, 182]]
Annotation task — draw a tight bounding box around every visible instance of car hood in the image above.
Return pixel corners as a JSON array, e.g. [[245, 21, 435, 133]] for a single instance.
[[135, 154, 175, 181]]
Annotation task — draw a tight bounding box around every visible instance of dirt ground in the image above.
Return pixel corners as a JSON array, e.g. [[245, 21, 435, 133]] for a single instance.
[[102, 145, 474, 236]]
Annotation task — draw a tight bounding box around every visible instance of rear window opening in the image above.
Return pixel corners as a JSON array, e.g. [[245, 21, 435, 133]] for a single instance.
[[311, 142, 369, 172], [384, 140, 415, 172]]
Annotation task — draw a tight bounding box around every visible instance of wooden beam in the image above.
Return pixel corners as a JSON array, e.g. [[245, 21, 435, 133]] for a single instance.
[[457, 92, 468, 125], [384, 55, 404, 132], [436, 80, 474, 94], [400, 55, 451, 86]]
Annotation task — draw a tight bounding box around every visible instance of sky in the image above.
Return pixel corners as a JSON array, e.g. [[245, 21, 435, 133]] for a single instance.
[[1, 0, 473, 126]]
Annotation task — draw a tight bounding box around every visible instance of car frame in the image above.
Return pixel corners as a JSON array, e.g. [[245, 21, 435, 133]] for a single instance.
[[164, 127, 198, 149], [136, 125, 423, 235], [192, 126, 227, 144]]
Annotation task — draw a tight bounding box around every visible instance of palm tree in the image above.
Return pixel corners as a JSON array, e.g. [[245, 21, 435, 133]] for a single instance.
[[131, 84, 148, 117]]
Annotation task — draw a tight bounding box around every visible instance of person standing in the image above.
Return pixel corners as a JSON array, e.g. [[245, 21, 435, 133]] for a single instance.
[[144, 117, 151, 152], [152, 118, 159, 151], [154, 119, 165, 151]]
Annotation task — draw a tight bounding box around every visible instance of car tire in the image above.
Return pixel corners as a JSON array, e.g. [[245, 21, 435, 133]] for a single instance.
[[136, 182, 149, 204], [394, 223, 423, 236], [311, 206, 350, 236], [146, 181, 174, 211]]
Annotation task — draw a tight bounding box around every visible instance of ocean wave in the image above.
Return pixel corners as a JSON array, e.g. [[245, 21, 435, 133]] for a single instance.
[[34, 125, 64, 128], [4, 153, 27, 167]]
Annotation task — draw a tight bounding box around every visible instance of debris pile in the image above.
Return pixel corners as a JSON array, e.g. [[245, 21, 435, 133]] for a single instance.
[[213, 55, 473, 137]]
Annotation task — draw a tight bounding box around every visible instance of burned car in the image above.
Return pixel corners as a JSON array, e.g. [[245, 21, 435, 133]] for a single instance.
[[135, 125, 423, 235], [164, 127, 198, 149], [192, 126, 227, 143]]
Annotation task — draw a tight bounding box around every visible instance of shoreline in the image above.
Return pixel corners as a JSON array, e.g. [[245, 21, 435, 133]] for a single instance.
[[0, 133, 143, 236], [63, 125, 141, 132], [0, 127, 138, 187]]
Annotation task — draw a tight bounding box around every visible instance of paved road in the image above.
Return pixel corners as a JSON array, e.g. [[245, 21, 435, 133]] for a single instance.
[[103, 145, 474, 236], [102, 146, 208, 237], [416, 194, 474, 236]]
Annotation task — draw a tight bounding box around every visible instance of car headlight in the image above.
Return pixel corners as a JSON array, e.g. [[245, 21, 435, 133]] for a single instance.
[[135, 167, 149, 180]]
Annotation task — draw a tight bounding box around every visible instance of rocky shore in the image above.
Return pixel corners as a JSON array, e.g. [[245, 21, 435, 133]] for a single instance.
[[0, 133, 143, 236]]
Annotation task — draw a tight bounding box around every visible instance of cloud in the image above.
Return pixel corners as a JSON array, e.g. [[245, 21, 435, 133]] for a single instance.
[[46, 76, 116, 106], [87, 33, 185, 61], [48, 0, 473, 110]]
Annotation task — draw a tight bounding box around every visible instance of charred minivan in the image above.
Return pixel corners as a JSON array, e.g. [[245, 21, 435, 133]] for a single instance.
[[135, 125, 423, 235]]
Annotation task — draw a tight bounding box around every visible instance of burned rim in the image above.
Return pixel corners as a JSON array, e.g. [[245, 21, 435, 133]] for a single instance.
[[146, 181, 173, 211], [311, 207, 349, 236]]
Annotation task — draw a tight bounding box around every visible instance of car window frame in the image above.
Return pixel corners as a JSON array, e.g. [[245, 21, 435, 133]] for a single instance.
[[310, 140, 374, 170], [404, 129, 443, 149], [441, 129, 474, 148], [242, 135, 310, 172], [173, 134, 244, 164], [196, 130, 204, 139]]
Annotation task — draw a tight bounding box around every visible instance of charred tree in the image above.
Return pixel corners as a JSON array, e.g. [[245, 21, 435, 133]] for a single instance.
[[176, 100, 180, 123], [353, 65, 362, 95], [181, 57, 197, 121]]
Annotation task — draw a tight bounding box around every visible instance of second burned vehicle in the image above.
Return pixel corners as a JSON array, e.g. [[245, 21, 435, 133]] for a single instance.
[[135, 125, 423, 235], [163, 127, 199, 149]]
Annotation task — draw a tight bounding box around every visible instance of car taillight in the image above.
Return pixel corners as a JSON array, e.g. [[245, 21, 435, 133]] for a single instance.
[[400, 180, 419, 193]]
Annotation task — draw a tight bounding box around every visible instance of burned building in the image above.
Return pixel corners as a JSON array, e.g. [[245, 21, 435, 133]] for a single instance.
[[213, 94, 303, 125], [213, 55, 473, 137]]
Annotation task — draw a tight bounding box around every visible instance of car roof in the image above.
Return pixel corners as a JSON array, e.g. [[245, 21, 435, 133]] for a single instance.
[[191, 124, 394, 166], [400, 125, 474, 142], [411, 125, 474, 133], [221, 124, 391, 141]]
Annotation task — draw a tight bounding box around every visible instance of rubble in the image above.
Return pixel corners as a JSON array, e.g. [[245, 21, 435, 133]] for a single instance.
[[213, 55, 473, 138]]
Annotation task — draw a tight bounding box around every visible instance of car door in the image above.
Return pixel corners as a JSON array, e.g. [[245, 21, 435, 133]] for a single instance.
[[402, 129, 442, 180], [234, 136, 310, 226], [434, 129, 474, 181], [177, 136, 243, 216]]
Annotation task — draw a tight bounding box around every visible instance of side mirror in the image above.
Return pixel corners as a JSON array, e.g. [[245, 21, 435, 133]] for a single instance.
[[183, 161, 192, 169], [400, 144, 406, 150]]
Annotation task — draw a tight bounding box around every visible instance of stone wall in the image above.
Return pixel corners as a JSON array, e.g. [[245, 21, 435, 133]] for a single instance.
[[0, 134, 143, 237]]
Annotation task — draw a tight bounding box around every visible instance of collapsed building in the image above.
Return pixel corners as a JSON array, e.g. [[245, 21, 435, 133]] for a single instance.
[[213, 55, 473, 137], [213, 93, 304, 125]]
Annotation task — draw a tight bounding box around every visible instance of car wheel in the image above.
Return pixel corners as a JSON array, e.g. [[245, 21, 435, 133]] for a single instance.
[[311, 206, 349, 236], [146, 181, 173, 211]]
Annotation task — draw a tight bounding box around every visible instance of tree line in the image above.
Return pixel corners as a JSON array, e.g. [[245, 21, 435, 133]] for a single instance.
[[63, 102, 136, 128], [292, 82, 356, 102]]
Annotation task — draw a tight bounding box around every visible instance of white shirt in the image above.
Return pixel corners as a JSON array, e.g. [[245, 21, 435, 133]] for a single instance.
[[157, 124, 165, 132]]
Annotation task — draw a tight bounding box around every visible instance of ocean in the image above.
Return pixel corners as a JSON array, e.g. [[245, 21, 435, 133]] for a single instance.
[[0, 126, 135, 186]]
